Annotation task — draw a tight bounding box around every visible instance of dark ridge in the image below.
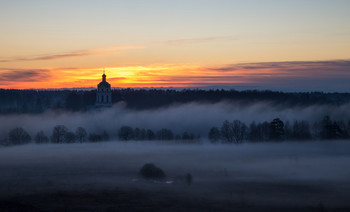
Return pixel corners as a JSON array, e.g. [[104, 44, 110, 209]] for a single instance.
[[0, 88, 350, 114]]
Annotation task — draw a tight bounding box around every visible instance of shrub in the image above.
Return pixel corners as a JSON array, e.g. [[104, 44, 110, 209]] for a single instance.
[[138, 163, 166, 180]]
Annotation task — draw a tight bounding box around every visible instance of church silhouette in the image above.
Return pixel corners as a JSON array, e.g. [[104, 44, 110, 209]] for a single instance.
[[95, 71, 112, 107]]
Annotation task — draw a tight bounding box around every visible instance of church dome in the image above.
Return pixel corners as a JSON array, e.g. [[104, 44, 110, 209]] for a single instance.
[[97, 72, 111, 88], [98, 80, 111, 88]]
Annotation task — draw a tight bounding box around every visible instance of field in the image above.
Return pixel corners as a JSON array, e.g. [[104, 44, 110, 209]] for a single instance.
[[1, 141, 350, 211]]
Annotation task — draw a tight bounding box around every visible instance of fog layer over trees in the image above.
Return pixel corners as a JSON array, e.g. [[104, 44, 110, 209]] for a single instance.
[[1, 89, 350, 210], [1, 100, 350, 145]]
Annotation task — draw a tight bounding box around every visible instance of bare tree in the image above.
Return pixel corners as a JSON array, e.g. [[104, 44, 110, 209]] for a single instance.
[[232, 120, 247, 143], [156, 128, 174, 140], [146, 129, 155, 140], [102, 131, 109, 141], [35, 130, 49, 144], [75, 127, 87, 143], [221, 120, 233, 143], [8, 127, 31, 145], [64, 131, 76, 143], [51, 125, 67, 143], [208, 127, 221, 143], [88, 133, 103, 142]]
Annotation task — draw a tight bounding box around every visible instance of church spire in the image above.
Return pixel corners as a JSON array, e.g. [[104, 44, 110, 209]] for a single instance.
[[102, 68, 106, 82]]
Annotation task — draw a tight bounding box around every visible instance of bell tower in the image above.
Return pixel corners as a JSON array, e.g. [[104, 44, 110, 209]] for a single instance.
[[96, 69, 112, 106]]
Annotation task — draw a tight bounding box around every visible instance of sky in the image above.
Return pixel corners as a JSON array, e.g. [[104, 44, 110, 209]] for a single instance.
[[0, 0, 350, 91]]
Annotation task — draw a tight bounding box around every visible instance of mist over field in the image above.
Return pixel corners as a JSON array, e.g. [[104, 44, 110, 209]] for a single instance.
[[1, 100, 350, 210], [1, 101, 349, 139], [1, 141, 350, 210]]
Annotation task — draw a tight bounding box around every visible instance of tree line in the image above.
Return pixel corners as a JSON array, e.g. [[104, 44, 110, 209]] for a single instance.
[[1, 88, 350, 114], [1, 115, 348, 147], [208, 116, 349, 143], [0, 125, 199, 146]]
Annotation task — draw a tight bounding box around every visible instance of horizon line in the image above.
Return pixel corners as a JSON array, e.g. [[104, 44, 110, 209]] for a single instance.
[[0, 86, 349, 94]]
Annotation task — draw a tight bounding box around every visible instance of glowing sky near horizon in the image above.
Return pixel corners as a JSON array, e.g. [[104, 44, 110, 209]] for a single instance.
[[0, 0, 350, 91]]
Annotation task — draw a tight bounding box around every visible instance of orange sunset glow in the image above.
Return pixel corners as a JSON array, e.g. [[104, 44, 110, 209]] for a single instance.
[[0, 65, 250, 89], [1, 1, 350, 91]]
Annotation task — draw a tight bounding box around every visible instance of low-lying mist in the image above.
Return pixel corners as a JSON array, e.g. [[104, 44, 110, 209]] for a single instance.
[[1, 141, 350, 207], [1, 101, 350, 139]]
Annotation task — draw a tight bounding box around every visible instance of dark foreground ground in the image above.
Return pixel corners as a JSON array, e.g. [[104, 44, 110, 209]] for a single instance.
[[1, 141, 350, 211], [1, 182, 350, 212], [1, 185, 349, 212]]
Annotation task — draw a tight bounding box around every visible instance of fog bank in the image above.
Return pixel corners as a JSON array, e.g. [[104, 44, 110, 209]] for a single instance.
[[1, 101, 350, 138], [1, 141, 350, 207]]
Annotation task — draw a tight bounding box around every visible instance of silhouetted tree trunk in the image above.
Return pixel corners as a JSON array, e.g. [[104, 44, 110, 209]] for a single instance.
[[221, 120, 233, 143], [51, 125, 67, 143], [75, 127, 87, 143], [232, 120, 247, 143], [146, 129, 156, 140], [35, 131, 49, 144], [64, 132, 76, 143], [208, 127, 221, 143]]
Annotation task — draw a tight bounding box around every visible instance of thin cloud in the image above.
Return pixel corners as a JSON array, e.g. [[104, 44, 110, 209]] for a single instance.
[[29, 51, 91, 61], [107, 77, 128, 81], [0, 46, 145, 63], [0, 51, 91, 63], [206, 59, 350, 91], [0, 69, 51, 82], [238, 60, 350, 70], [211, 60, 350, 73]]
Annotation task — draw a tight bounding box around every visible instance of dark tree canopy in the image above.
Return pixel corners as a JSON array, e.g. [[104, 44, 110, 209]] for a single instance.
[[88, 133, 103, 142], [1, 88, 350, 114], [146, 129, 156, 140], [221, 120, 234, 143], [138, 163, 166, 180], [269, 118, 285, 141], [292, 120, 312, 140], [8, 127, 31, 145], [156, 129, 174, 140], [64, 132, 76, 143], [75, 127, 87, 143], [51, 125, 68, 143], [118, 126, 134, 141], [232, 120, 247, 143], [208, 127, 221, 143]]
